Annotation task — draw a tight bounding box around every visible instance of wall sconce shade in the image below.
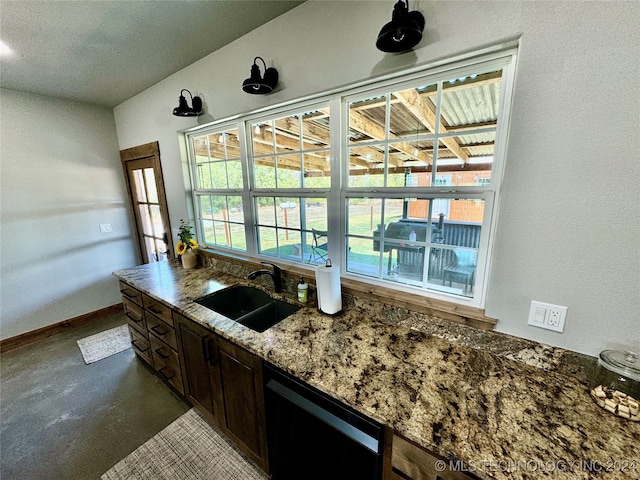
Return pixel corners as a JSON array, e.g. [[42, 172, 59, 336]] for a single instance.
[[376, 0, 425, 53], [242, 57, 279, 94], [173, 89, 202, 116]]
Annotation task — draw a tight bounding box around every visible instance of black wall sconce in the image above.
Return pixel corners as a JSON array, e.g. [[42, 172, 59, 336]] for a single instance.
[[172, 89, 202, 117], [376, 0, 425, 53], [242, 57, 279, 94]]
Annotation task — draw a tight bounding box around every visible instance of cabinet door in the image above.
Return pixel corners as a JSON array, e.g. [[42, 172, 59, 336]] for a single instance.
[[175, 314, 222, 426], [217, 337, 269, 471]]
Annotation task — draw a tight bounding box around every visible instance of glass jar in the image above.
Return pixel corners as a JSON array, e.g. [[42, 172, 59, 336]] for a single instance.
[[590, 350, 639, 421]]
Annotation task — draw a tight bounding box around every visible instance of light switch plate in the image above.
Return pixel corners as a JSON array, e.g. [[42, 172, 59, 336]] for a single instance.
[[528, 300, 567, 333]]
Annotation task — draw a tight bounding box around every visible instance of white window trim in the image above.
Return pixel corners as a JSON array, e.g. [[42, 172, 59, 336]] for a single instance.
[[184, 45, 519, 309]]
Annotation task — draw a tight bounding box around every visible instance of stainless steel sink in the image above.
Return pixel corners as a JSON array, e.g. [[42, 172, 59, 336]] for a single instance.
[[194, 285, 300, 332]]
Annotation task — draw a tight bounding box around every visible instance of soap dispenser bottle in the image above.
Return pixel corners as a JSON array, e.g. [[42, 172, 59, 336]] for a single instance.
[[297, 276, 308, 304]]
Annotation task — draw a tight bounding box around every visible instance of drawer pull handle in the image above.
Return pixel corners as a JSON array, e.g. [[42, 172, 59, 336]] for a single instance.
[[200, 337, 218, 365], [158, 367, 175, 380], [126, 312, 142, 323], [154, 347, 171, 359], [120, 288, 139, 299], [148, 306, 163, 314], [207, 338, 218, 366], [201, 336, 209, 363], [131, 339, 148, 352], [150, 325, 168, 336]]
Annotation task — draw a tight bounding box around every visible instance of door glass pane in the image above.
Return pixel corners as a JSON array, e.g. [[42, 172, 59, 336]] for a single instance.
[[133, 169, 147, 203], [154, 238, 167, 261], [144, 168, 158, 203], [149, 205, 163, 238], [143, 236, 156, 263], [138, 204, 152, 233]]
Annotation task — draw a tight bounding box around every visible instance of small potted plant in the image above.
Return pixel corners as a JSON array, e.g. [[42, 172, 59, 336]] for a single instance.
[[176, 219, 198, 269]]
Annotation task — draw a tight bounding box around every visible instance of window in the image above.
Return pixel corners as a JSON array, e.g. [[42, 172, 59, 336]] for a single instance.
[[191, 125, 248, 251], [249, 106, 331, 263], [343, 66, 507, 299], [186, 48, 516, 306]]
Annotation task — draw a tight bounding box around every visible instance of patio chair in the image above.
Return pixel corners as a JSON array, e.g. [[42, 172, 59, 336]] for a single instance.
[[442, 249, 477, 294], [309, 229, 328, 263]]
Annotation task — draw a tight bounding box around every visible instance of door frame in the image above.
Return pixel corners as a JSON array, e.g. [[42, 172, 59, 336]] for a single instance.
[[120, 141, 174, 263]]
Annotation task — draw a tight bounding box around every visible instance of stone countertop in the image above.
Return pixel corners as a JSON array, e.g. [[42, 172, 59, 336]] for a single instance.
[[114, 261, 640, 480]]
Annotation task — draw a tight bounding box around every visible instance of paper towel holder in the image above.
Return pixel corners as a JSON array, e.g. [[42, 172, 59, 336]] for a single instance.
[[315, 258, 343, 316]]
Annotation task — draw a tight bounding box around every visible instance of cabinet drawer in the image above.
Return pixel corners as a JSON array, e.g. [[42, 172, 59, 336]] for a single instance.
[[391, 434, 477, 480], [146, 313, 178, 350], [149, 334, 180, 373], [128, 326, 153, 366], [123, 297, 147, 337], [119, 281, 142, 306], [153, 352, 184, 395], [142, 294, 173, 326]]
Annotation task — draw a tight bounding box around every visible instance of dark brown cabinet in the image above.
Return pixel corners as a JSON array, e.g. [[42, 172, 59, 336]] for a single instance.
[[175, 314, 268, 472], [144, 294, 184, 395], [119, 281, 152, 366], [217, 337, 268, 470], [119, 283, 184, 394], [175, 312, 223, 425]]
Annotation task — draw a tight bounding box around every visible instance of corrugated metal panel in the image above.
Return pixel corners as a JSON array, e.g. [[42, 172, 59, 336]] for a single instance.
[[440, 82, 501, 127]]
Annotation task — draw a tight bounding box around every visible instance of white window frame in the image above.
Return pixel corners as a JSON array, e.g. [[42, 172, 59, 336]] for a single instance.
[[184, 45, 518, 308]]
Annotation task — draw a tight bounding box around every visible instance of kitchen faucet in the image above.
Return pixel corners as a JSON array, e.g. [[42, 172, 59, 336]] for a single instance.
[[247, 262, 282, 293]]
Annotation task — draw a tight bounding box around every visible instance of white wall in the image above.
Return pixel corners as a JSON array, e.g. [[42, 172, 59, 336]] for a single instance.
[[0, 89, 138, 339], [113, 1, 640, 356]]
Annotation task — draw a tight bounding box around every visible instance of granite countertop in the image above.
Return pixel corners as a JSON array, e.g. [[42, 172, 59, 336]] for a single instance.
[[114, 261, 640, 480]]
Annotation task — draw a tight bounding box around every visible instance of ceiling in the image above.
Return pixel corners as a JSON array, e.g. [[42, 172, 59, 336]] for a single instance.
[[0, 0, 304, 107]]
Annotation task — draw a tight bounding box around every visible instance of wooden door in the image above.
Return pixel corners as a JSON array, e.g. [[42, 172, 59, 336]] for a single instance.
[[120, 141, 173, 263]]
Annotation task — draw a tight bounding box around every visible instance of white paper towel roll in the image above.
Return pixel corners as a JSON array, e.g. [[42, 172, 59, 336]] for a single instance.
[[315, 260, 342, 315]]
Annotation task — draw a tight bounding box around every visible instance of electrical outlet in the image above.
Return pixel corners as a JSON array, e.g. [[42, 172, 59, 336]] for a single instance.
[[528, 301, 567, 333], [99, 223, 112, 234]]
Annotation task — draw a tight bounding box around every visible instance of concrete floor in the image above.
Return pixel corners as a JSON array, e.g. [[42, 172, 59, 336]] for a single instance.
[[0, 309, 190, 480]]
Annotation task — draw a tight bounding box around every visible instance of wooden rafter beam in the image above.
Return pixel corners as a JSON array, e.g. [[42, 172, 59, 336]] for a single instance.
[[394, 88, 469, 162], [274, 115, 405, 167], [196, 137, 330, 172], [273, 118, 328, 145], [323, 107, 432, 165]]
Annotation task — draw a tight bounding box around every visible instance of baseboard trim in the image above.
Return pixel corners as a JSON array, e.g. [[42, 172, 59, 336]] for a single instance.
[[0, 304, 124, 353]]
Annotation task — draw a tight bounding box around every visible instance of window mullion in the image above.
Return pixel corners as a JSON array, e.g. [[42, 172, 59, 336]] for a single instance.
[[328, 95, 342, 268], [239, 120, 256, 257]]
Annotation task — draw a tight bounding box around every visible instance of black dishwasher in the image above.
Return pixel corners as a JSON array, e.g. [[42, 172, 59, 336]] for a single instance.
[[264, 363, 385, 480]]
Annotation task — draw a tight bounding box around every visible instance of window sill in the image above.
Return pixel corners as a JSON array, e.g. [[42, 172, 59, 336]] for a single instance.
[[198, 248, 497, 331], [340, 277, 497, 331]]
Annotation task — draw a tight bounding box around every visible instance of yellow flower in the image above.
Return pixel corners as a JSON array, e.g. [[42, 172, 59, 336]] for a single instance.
[[176, 239, 198, 256]]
